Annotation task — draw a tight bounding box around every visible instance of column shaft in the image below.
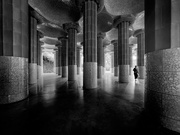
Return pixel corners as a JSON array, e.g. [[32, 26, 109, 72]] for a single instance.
[[61, 39, 68, 78], [97, 35, 103, 78], [58, 46, 62, 76], [0, 0, 29, 104], [129, 46, 133, 75], [118, 22, 130, 83], [77, 47, 81, 75], [145, 0, 180, 133], [68, 28, 77, 81], [114, 43, 119, 76], [83, 1, 97, 89], [29, 16, 38, 94], [137, 32, 145, 79], [111, 53, 114, 73]]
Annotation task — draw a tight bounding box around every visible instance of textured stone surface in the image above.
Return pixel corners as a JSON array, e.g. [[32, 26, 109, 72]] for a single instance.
[[84, 62, 97, 89], [119, 65, 129, 83], [0, 56, 28, 104], [138, 66, 145, 79], [62, 66, 68, 78], [145, 48, 180, 133], [68, 65, 77, 81]]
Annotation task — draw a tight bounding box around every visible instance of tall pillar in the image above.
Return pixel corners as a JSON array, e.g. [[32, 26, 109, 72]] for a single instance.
[[77, 46, 82, 75], [83, 1, 98, 89], [111, 40, 119, 77], [102, 46, 106, 75], [55, 48, 58, 74], [37, 32, 43, 92], [29, 15, 38, 94], [114, 15, 134, 83], [60, 37, 68, 78], [0, 0, 29, 104], [129, 45, 133, 75], [145, 0, 180, 133], [111, 52, 114, 73], [56, 43, 62, 76], [64, 23, 79, 81], [97, 33, 105, 79], [134, 29, 145, 79]]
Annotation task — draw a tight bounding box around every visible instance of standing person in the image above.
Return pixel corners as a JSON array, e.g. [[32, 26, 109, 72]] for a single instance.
[[133, 66, 138, 81]]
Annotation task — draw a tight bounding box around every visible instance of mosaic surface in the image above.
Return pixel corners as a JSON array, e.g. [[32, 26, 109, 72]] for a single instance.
[[145, 48, 180, 132], [0, 57, 28, 104]]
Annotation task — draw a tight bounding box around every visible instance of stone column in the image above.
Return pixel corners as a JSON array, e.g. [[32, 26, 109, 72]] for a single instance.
[[111, 52, 114, 73], [0, 0, 29, 104], [29, 15, 38, 94], [111, 40, 119, 77], [37, 32, 43, 92], [114, 15, 134, 83], [129, 45, 133, 75], [145, 0, 180, 133], [56, 44, 62, 76], [64, 23, 79, 81], [60, 37, 68, 78], [97, 33, 105, 79], [77, 46, 82, 75], [102, 46, 106, 75], [55, 49, 58, 74], [134, 29, 145, 79], [83, 1, 98, 89]]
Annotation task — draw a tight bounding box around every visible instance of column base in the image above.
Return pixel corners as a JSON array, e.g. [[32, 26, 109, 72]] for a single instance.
[[62, 66, 68, 78], [68, 65, 77, 81], [37, 65, 43, 92], [83, 62, 97, 89], [77, 67, 81, 75], [98, 66, 103, 79], [0, 56, 29, 104], [119, 65, 129, 83], [29, 63, 38, 94], [114, 66, 119, 76], [58, 66, 62, 76], [145, 48, 180, 133], [138, 66, 145, 79]]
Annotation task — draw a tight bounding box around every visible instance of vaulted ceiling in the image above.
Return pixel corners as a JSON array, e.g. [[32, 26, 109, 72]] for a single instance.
[[29, 0, 144, 51]]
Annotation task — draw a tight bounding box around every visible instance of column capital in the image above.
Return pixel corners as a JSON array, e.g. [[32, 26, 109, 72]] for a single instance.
[[113, 15, 135, 28], [111, 40, 118, 46], [133, 29, 144, 37], [78, 0, 104, 13], [63, 23, 80, 33], [97, 32, 106, 39]]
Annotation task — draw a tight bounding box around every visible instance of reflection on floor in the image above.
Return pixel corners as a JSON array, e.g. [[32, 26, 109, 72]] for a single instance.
[[0, 73, 179, 135]]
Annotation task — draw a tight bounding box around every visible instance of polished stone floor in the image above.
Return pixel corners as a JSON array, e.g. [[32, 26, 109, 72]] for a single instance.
[[0, 72, 179, 135]]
